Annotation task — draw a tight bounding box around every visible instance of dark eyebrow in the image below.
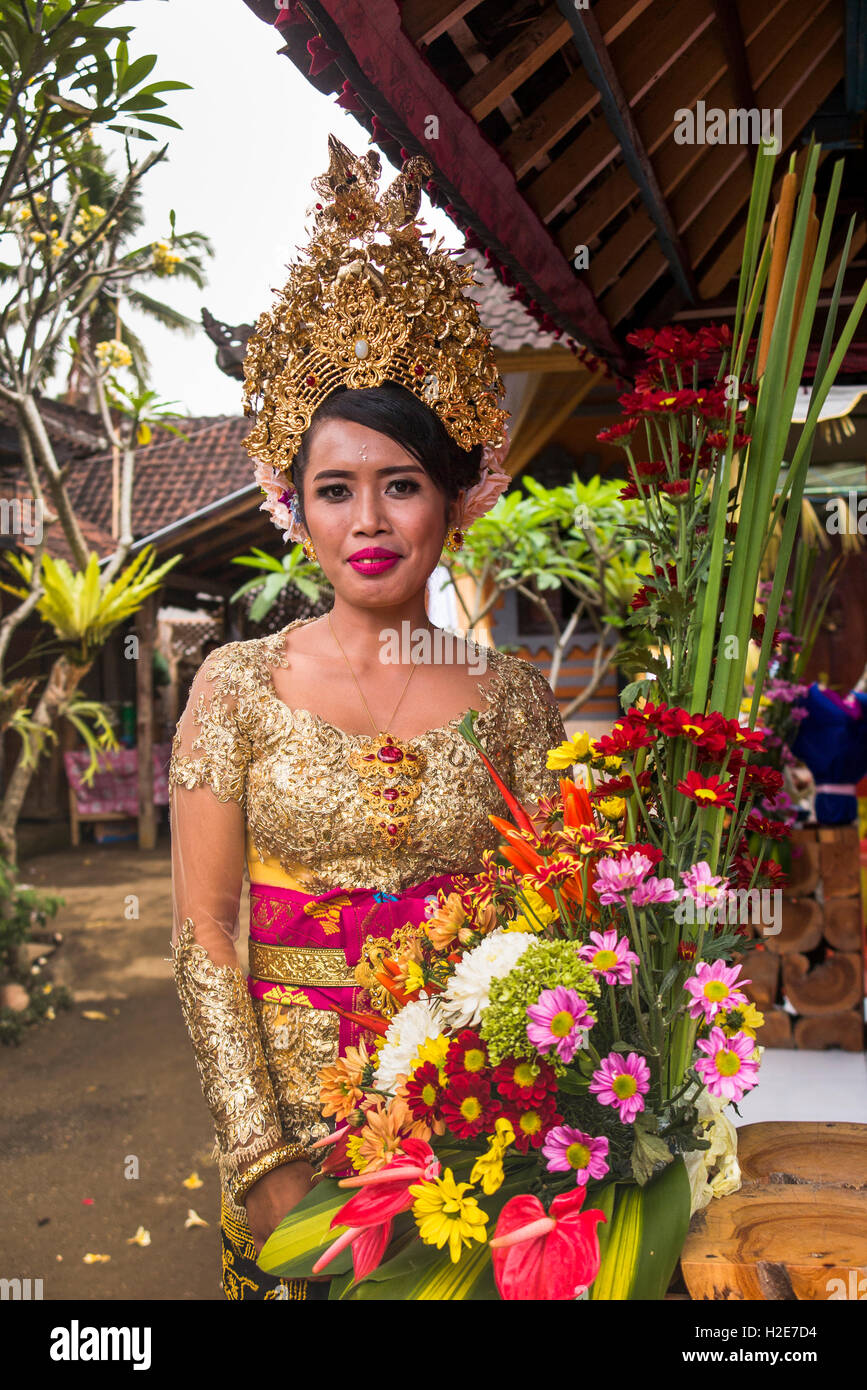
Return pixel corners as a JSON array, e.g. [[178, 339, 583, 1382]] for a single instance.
[[311, 463, 426, 481]]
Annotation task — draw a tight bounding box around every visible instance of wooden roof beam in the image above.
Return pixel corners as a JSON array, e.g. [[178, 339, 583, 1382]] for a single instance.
[[684, 30, 844, 271], [710, 0, 761, 167], [630, 40, 841, 323], [400, 0, 484, 48], [554, 0, 696, 303], [651, 0, 833, 208], [553, 0, 796, 261], [456, 7, 573, 122], [530, 0, 715, 223], [500, 0, 655, 177]]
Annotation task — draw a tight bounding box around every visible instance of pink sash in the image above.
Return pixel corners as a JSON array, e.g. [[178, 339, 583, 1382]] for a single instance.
[[246, 875, 456, 1051]]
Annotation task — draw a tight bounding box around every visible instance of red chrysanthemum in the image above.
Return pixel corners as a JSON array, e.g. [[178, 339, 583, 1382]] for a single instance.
[[443, 1030, 490, 1081], [440, 1074, 496, 1140], [594, 722, 656, 756], [597, 417, 639, 444], [658, 708, 729, 757], [744, 813, 790, 841], [621, 841, 664, 865], [660, 479, 691, 499], [726, 721, 767, 752], [676, 770, 737, 808], [502, 1097, 562, 1153], [740, 764, 784, 797], [493, 1057, 558, 1108], [589, 771, 652, 799], [404, 1061, 445, 1125]]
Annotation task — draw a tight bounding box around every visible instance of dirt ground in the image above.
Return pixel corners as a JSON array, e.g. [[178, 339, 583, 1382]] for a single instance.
[[0, 834, 244, 1301]]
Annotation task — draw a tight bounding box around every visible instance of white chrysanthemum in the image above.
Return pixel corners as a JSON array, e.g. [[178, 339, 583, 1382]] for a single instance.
[[441, 928, 535, 1029], [373, 995, 444, 1093]]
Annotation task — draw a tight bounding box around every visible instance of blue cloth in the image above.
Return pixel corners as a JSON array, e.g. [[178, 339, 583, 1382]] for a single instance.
[[790, 683, 867, 825]]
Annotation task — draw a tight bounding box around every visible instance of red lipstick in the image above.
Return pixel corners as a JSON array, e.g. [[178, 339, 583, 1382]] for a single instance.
[[347, 546, 401, 575]]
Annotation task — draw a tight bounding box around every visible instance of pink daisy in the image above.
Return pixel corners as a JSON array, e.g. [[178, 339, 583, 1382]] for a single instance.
[[695, 1027, 760, 1102], [631, 874, 678, 907], [526, 986, 593, 1064], [589, 1051, 650, 1123], [683, 959, 750, 1021], [542, 1126, 609, 1183], [592, 852, 654, 905], [680, 861, 727, 902], [578, 929, 640, 986]]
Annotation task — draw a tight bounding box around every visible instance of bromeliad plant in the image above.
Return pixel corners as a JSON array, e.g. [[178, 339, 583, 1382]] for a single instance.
[[257, 142, 866, 1301]]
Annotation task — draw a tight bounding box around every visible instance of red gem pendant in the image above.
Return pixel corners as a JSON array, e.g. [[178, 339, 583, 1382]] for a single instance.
[[377, 745, 404, 764]]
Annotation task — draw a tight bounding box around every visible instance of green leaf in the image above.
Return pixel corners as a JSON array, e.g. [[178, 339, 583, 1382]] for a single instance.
[[630, 1113, 674, 1186], [556, 1067, 589, 1093], [590, 1158, 690, 1301]]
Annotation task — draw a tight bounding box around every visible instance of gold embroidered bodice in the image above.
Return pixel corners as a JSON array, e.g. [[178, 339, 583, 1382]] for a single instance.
[[169, 621, 564, 893], [168, 619, 565, 1205]]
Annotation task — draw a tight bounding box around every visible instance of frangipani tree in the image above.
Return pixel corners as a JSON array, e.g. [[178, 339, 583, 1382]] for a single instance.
[[0, 2, 209, 858]]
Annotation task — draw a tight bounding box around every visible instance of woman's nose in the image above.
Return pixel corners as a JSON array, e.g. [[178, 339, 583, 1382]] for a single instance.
[[351, 487, 389, 535]]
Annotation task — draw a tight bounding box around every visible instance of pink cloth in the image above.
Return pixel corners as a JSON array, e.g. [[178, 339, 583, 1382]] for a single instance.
[[64, 742, 172, 817], [247, 875, 456, 1052]]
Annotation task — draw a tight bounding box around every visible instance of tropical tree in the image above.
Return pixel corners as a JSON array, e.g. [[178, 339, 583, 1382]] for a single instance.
[[443, 476, 652, 713], [0, 2, 207, 858]]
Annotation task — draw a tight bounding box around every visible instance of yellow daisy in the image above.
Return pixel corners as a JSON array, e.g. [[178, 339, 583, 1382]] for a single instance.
[[546, 732, 592, 769], [410, 1169, 489, 1262]]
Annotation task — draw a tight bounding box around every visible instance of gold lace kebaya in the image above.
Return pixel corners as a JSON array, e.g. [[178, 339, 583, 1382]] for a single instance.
[[168, 618, 565, 1291]]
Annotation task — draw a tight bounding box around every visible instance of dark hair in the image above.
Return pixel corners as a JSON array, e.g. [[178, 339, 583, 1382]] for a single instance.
[[292, 382, 483, 527]]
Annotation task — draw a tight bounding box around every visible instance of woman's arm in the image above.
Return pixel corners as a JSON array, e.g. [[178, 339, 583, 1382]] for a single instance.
[[507, 658, 568, 806], [169, 650, 312, 1250]]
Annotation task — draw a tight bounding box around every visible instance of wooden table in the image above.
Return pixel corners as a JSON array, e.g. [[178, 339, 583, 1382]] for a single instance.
[[680, 1121, 867, 1300]]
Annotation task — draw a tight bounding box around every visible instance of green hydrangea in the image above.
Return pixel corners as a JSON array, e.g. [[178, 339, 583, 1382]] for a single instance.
[[480, 938, 600, 1068]]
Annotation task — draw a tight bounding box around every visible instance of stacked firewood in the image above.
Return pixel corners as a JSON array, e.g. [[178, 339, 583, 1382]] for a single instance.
[[740, 825, 866, 1050]]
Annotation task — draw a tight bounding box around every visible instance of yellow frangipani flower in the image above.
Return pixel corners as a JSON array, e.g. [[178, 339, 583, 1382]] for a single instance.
[[546, 731, 592, 769], [410, 1168, 489, 1262], [470, 1118, 515, 1195]]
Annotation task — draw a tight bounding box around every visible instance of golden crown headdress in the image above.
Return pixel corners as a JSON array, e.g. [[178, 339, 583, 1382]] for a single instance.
[[241, 135, 510, 540]]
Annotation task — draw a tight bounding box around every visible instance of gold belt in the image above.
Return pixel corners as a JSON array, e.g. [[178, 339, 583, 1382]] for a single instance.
[[247, 939, 356, 988]]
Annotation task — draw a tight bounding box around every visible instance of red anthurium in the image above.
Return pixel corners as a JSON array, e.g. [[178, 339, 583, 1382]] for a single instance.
[[490, 1187, 606, 1300], [314, 1139, 440, 1282]]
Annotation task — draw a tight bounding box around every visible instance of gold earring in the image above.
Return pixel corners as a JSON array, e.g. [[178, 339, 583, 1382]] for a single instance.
[[444, 527, 464, 552], [302, 536, 318, 563]]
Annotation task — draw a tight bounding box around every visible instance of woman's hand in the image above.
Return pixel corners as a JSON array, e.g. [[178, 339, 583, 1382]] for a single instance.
[[243, 1158, 316, 1257]]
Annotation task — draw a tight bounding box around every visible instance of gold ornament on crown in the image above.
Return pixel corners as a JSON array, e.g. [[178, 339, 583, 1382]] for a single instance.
[[241, 135, 509, 481]]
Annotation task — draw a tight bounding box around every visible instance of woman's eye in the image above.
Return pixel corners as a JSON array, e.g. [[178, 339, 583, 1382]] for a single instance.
[[386, 478, 421, 495], [317, 484, 350, 499]]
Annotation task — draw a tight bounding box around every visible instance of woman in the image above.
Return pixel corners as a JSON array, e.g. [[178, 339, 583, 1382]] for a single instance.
[[169, 138, 567, 1300]]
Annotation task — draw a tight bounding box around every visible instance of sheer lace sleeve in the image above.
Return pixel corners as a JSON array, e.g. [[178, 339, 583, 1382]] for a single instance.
[[505, 658, 567, 807], [169, 646, 283, 1173]]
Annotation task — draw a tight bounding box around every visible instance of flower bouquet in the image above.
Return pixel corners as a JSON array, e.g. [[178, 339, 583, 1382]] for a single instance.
[[257, 141, 866, 1300]]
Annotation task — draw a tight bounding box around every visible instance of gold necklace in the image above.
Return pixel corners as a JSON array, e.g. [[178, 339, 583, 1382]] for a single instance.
[[328, 614, 426, 851]]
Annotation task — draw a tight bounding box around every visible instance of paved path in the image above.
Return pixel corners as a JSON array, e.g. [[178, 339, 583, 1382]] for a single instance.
[[1, 839, 227, 1300]]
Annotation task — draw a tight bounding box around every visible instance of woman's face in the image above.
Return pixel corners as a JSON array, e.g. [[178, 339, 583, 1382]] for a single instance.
[[300, 417, 459, 607]]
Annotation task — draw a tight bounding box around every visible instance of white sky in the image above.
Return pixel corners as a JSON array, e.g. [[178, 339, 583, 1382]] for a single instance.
[[92, 0, 464, 416]]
